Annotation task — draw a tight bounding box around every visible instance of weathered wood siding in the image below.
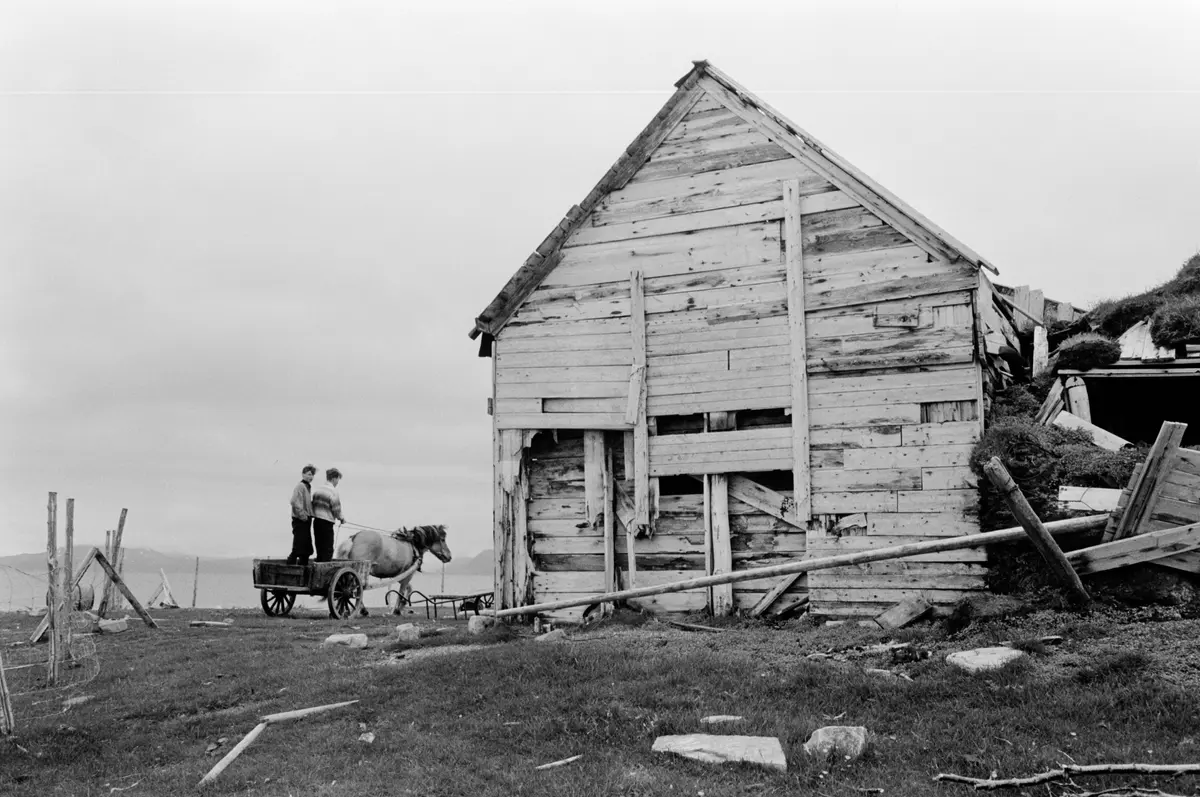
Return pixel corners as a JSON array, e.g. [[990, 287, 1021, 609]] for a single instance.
[[493, 88, 987, 619]]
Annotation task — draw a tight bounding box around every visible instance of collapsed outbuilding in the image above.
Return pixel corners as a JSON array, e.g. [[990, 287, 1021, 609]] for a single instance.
[[470, 61, 1044, 622]]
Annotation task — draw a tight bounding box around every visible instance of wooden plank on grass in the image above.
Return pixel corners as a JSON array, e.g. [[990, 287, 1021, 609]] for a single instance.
[[1052, 411, 1131, 451], [874, 596, 932, 630]]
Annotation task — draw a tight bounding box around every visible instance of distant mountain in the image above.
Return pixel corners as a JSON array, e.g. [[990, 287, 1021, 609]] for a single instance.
[[449, 548, 494, 575]]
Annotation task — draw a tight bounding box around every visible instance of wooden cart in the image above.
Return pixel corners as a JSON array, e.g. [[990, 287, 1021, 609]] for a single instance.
[[252, 559, 371, 619]]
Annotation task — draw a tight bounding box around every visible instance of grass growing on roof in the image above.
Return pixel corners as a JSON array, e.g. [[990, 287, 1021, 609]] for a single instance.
[[1053, 332, 1121, 371], [1149, 294, 1200, 349], [1090, 252, 1200, 340]]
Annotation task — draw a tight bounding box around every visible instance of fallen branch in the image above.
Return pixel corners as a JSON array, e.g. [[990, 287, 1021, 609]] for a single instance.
[[934, 762, 1200, 790], [196, 700, 358, 788], [666, 620, 723, 633], [535, 754, 582, 771]]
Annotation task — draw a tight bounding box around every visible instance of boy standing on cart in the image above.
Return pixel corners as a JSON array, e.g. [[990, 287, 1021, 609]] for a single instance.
[[286, 464, 318, 565], [311, 467, 345, 562]]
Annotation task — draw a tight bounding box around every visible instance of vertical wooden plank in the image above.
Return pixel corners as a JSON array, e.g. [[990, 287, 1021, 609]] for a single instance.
[[1032, 325, 1049, 378], [1028, 289, 1044, 327], [603, 443, 615, 613], [584, 431, 605, 529], [631, 269, 650, 531], [703, 473, 714, 611], [1011, 285, 1032, 333], [99, 509, 127, 618], [493, 425, 512, 611], [783, 180, 811, 521], [708, 412, 735, 616], [1063, 376, 1092, 423], [623, 431, 635, 481], [46, 492, 59, 686]]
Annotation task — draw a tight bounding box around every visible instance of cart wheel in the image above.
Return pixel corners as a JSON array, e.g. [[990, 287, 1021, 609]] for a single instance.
[[261, 588, 295, 617], [327, 568, 363, 619]]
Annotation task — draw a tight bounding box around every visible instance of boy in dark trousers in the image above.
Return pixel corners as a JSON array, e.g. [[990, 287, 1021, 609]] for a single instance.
[[286, 464, 317, 565]]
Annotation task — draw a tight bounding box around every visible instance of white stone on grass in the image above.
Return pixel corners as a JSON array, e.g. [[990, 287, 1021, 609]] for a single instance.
[[97, 618, 128, 634], [652, 734, 787, 772], [396, 623, 423, 641], [945, 646, 1025, 673], [804, 726, 870, 761], [535, 629, 567, 644], [467, 615, 495, 635], [322, 633, 368, 649], [699, 715, 744, 725]]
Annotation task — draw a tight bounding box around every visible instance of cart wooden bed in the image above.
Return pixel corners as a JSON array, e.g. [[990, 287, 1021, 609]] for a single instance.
[[252, 559, 371, 619]]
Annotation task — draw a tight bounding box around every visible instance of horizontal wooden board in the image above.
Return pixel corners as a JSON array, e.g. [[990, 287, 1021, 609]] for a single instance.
[[808, 587, 981, 606], [648, 367, 791, 397], [644, 280, 788, 317], [805, 264, 978, 313], [921, 467, 980, 490], [496, 349, 633, 369], [500, 316, 630, 341], [629, 141, 793, 184], [496, 413, 631, 431], [810, 491, 897, 514], [651, 426, 792, 453], [843, 444, 975, 470], [497, 331, 632, 354], [863, 512, 980, 537], [644, 262, 786, 299], [807, 535, 988, 562], [541, 397, 626, 414], [651, 452, 794, 477], [807, 382, 978, 411], [807, 366, 978, 395], [810, 404, 923, 429], [811, 468, 923, 491], [896, 489, 980, 513], [497, 365, 631, 385], [810, 426, 903, 450], [805, 294, 972, 339], [496, 381, 628, 400], [902, 421, 982, 447], [647, 386, 794, 416]]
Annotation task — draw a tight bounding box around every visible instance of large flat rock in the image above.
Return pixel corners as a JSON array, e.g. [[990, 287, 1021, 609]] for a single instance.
[[945, 646, 1025, 673], [652, 734, 787, 771]]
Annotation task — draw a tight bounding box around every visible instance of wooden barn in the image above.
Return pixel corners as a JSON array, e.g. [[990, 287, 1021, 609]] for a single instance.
[[469, 61, 1019, 623]]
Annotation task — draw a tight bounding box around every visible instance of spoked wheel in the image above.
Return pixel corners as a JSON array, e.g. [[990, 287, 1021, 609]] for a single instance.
[[261, 588, 296, 617], [327, 568, 363, 619]]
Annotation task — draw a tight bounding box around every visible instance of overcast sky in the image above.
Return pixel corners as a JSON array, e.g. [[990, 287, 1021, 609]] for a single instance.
[[2, 1, 1198, 561]]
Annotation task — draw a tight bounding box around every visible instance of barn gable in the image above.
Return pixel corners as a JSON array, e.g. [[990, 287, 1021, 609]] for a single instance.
[[478, 61, 998, 622]]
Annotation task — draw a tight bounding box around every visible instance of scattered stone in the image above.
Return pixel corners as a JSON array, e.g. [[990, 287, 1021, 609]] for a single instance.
[[396, 623, 423, 641], [700, 715, 744, 725], [357, 732, 375, 744], [864, 668, 896, 678], [322, 633, 368, 649], [946, 646, 1025, 673], [467, 615, 495, 635], [652, 734, 787, 772], [803, 726, 870, 761], [189, 621, 230, 628], [824, 620, 848, 627], [61, 695, 92, 710], [535, 629, 568, 644], [97, 619, 128, 634]]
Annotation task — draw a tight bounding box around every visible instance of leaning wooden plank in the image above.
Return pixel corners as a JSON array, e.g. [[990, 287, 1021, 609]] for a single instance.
[[92, 551, 159, 629], [983, 457, 1090, 606], [874, 596, 932, 630], [749, 572, 805, 617], [30, 546, 97, 644], [1062, 376, 1092, 422], [1103, 421, 1189, 542], [1065, 522, 1200, 575], [1151, 551, 1200, 575], [486, 515, 1108, 618], [1057, 486, 1123, 513], [726, 474, 804, 529], [1034, 378, 1065, 425], [1051, 411, 1131, 451]]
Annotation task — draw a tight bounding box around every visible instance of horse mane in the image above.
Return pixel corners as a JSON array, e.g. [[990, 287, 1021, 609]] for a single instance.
[[391, 524, 446, 551]]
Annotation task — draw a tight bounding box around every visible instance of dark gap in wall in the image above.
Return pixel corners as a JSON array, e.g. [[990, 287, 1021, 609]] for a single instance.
[[737, 407, 792, 429], [654, 414, 705, 435], [658, 475, 704, 496], [743, 470, 793, 492], [1087, 376, 1200, 447]]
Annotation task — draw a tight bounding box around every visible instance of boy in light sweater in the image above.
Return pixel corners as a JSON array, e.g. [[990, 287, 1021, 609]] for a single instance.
[[310, 467, 345, 562]]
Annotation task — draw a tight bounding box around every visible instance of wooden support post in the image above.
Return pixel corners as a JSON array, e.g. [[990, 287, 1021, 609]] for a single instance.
[[602, 443, 615, 612], [783, 180, 811, 521], [1052, 411, 1131, 450], [1063, 376, 1092, 423], [708, 412, 734, 617], [99, 509, 128, 617], [703, 473, 713, 611], [63, 498, 74, 657], [1011, 285, 1033, 333], [614, 483, 638, 588], [92, 551, 159, 629], [0, 648, 14, 736], [1032, 325, 1049, 377], [192, 557, 200, 608], [983, 457, 1090, 606], [46, 492, 60, 685], [1035, 378, 1065, 425], [1104, 421, 1188, 541], [488, 515, 1110, 618], [630, 269, 651, 533]]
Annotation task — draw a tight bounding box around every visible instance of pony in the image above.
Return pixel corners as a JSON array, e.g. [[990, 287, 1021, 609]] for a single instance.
[[334, 524, 452, 615]]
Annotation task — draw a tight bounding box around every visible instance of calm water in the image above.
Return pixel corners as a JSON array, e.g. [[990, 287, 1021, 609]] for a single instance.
[[0, 566, 492, 613]]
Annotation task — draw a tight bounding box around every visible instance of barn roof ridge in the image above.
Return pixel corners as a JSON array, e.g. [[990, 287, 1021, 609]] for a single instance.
[[469, 59, 998, 341]]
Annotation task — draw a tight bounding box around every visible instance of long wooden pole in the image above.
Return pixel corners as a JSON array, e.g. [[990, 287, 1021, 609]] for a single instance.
[[92, 551, 158, 629], [983, 457, 1091, 606], [46, 492, 60, 685], [488, 514, 1109, 618], [100, 510, 128, 617], [64, 499, 75, 658], [0, 648, 14, 735], [192, 557, 200, 608]]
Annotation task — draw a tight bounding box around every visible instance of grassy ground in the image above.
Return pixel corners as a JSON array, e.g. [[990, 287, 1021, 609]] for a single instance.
[[2, 604, 1199, 797]]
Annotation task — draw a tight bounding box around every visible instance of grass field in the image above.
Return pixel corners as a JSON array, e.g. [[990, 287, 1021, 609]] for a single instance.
[[1, 604, 1198, 796]]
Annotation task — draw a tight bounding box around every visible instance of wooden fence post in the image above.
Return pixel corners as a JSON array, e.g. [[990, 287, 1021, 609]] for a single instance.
[[100, 510, 128, 617], [192, 557, 200, 608], [64, 498, 75, 658], [46, 492, 60, 685], [983, 457, 1091, 606], [0, 648, 14, 736]]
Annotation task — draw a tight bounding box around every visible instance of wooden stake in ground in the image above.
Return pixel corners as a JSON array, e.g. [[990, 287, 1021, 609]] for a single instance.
[[197, 700, 359, 788], [30, 547, 98, 644], [192, 557, 200, 608], [64, 498, 75, 658], [983, 457, 1091, 606], [0, 647, 14, 736], [92, 551, 159, 629], [99, 509, 128, 617], [46, 492, 61, 686]]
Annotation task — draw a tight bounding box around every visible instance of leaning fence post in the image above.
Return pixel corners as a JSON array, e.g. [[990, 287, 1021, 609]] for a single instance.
[[46, 492, 61, 685], [0, 648, 14, 736], [983, 457, 1091, 606]]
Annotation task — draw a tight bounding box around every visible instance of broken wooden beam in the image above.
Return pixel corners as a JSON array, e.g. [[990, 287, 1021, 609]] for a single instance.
[[748, 572, 804, 618], [1034, 378, 1064, 425], [983, 457, 1091, 607], [92, 551, 159, 629], [874, 596, 932, 630], [1104, 421, 1188, 542], [486, 515, 1108, 619], [1065, 522, 1200, 575]]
